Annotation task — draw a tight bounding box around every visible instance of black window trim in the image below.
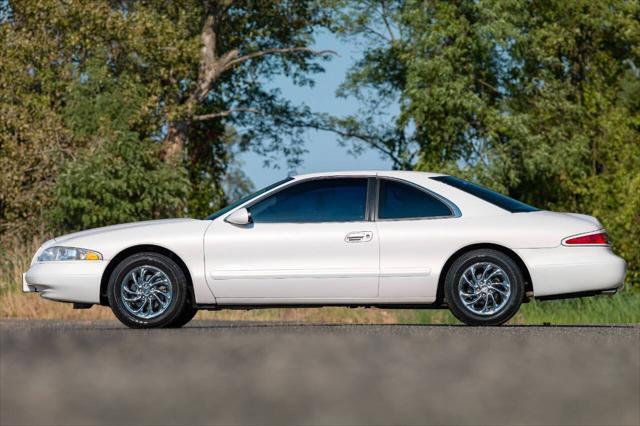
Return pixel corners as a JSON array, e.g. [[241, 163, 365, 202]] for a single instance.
[[374, 177, 461, 222], [226, 175, 375, 224]]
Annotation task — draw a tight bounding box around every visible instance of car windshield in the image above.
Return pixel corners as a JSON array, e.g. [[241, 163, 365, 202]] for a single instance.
[[431, 175, 539, 213], [206, 177, 294, 221]]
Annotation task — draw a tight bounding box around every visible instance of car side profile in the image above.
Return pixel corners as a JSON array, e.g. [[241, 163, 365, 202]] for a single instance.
[[23, 171, 627, 328]]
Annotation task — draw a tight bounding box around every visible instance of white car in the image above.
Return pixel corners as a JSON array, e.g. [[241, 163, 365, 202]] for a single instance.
[[23, 171, 627, 328]]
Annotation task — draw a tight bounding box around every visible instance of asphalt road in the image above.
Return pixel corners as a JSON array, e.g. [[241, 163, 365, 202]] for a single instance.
[[1, 320, 638, 426]]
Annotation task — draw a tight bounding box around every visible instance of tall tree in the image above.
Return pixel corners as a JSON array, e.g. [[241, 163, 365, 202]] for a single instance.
[[147, 0, 335, 214], [327, 0, 640, 285], [1, 0, 334, 237]]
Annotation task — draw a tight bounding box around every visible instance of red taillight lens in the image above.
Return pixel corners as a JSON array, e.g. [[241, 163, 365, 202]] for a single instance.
[[564, 232, 609, 245]]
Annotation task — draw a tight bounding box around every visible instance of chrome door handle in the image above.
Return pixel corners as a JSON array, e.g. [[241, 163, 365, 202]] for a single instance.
[[345, 231, 373, 243]]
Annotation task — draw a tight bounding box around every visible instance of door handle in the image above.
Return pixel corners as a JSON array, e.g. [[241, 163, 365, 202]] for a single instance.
[[345, 231, 373, 243]]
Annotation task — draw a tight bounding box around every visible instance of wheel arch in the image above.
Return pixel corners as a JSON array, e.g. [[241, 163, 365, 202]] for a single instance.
[[99, 245, 195, 307], [436, 243, 533, 304]]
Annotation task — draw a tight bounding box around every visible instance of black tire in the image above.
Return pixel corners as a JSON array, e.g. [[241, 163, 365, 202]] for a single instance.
[[107, 252, 189, 329], [445, 249, 524, 326], [165, 305, 198, 328]]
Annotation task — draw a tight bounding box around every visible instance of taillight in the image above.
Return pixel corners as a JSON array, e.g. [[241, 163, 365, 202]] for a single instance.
[[563, 232, 609, 246]]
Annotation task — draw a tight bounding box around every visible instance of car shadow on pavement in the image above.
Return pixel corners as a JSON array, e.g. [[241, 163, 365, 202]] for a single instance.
[[1, 318, 636, 331], [180, 322, 636, 329]]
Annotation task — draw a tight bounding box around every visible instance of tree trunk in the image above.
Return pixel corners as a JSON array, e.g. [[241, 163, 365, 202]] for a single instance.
[[160, 6, 333, 164], [163, 121, 188, 164], [161, 12, 218, 164]]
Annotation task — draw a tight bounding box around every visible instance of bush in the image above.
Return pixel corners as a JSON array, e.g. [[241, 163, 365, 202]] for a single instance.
[[52, 131, 189, 231]]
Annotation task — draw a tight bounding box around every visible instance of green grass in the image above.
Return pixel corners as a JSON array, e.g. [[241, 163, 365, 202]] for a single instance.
[[403, 289, 640, 325], [515, 290, 640, 324]]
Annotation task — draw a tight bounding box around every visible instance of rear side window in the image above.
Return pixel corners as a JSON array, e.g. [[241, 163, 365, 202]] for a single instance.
[[249, 178, 368, 223], [378, 179, 453, 219], [431, 176, 538, 213]]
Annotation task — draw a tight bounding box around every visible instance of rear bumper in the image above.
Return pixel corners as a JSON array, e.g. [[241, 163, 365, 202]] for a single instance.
[[23, 261, 107, 304], [535, 287, 621, 301], [514, 247, 626, 298]]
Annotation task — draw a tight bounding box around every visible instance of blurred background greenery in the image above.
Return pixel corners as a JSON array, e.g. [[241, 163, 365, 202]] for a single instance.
[[1, 0, 638, 323]]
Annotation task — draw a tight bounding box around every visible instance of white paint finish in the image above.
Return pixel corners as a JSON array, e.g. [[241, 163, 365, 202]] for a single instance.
[[378, 276, 434, 298], [226, 208, 251, 225], [24, 261, 108, 303], [514, 246, 626, 296], [22, 170, 627, 307], [379, 268, 431, 277], [52, 219, 194, 246], [22, 273, 29, 292], [214, 296, 436, 304], [210, 269, 379, 280], [375, 211, 606, 299], [204, 221, 379, 298], [30, 218, 216, 304], [211, 278, 378, 300], [377, 218, 456, 298]]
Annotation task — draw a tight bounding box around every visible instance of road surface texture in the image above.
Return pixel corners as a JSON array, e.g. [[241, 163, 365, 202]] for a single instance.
[[1, 319, 639, 426]]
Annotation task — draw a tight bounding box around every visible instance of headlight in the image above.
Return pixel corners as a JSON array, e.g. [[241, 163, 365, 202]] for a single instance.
[[37, 246, 102, 262]]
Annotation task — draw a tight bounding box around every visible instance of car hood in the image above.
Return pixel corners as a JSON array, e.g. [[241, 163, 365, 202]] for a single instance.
[[54, 219, 200, 244]]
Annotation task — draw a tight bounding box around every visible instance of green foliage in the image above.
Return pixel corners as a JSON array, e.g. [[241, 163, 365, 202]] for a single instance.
[[52, 134, 188, 230], [62, 60, 148, 140], [516, 291, 640, 325], [51, 61, 189, 230], [329, 0, 640, 287], [1, 0, 332, 237]]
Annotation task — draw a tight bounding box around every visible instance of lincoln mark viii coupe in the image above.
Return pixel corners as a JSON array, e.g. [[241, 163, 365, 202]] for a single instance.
[[23, 171, 627, 328]]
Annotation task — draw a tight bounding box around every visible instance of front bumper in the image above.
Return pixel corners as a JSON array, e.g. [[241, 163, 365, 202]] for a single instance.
[[23, 261, 108, 304], [514, 246, 627, 298]]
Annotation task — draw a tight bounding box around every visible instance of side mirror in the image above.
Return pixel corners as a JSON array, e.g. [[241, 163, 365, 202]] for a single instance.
[[225, 208, 253, 225]]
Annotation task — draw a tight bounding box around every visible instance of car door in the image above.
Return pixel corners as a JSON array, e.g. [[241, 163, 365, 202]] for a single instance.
[[204, 177, 380, 301], [375, 177, 460, 301]]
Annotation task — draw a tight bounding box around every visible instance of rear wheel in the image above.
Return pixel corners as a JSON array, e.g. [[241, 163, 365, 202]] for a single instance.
[[445, 249, 524, 326], [107, 252, 189, 329]]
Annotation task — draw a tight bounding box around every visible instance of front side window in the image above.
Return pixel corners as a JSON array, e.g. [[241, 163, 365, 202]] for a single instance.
[[431, 176, 538, 213], [206, 177, 293, 220], [249, 178, 368, 223], [378, 179, 453, 219]]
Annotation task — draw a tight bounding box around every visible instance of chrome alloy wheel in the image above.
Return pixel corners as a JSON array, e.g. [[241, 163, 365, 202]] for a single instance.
[[458, 262, 511, 316], [120, 265, 173, 319]]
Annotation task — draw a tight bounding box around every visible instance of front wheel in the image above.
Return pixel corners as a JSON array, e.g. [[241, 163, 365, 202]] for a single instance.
[[445, 249, 524, 326], [107, 252, 189, 329]]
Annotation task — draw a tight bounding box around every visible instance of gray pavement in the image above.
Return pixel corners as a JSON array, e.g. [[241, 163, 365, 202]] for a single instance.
[[1, 319, 639, 425]]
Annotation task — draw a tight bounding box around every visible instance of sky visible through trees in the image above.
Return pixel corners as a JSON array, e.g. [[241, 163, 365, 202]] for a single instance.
[[1, 0, 638, 285], [240, 30, 393, 188]]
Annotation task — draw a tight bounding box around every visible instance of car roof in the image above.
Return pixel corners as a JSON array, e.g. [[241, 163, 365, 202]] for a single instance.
[[292, 170, 447, 179]]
